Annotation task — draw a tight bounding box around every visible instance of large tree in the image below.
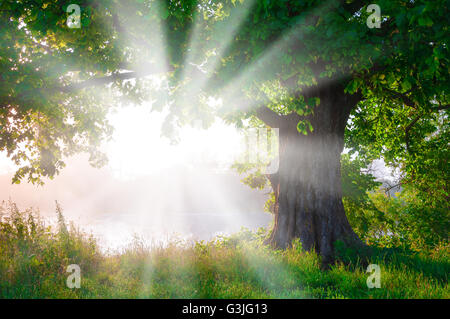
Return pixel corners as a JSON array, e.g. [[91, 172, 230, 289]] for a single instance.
[[0, 0, 448, 263]]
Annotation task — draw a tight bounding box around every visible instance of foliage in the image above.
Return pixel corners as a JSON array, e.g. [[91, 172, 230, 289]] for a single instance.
[[0, 201, 101, 297], [347, 188, 449, 252], [0, 0, 448, 185], [339, 154, 448, 252], [341, 153, 381, 237]]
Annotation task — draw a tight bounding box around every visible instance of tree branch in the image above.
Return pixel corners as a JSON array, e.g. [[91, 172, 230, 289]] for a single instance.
[[384, 182, 402, 195], [59, 67, 169, 93], [255, 106, 283, 128], [1, 65, 174, 107], [434, 103, 450, 111], [383, 87, 417, 109], [44, 62, 172, 95], [403, 102, 448, 153], [341, 0, 365, 15], [405, 113, 422, 153]]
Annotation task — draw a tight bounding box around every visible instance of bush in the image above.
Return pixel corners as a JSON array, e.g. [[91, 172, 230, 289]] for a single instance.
[[0, 201, 102, 298]]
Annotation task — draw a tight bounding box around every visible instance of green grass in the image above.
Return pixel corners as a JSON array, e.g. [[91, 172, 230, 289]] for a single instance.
[[0, 202, 448, 299]]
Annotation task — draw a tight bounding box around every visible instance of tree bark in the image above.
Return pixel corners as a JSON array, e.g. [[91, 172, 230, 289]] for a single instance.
[[264, 83, 362, 265]]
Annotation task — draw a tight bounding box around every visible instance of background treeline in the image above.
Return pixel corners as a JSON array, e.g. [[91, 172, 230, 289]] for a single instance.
[[341, 154, 449, 252]]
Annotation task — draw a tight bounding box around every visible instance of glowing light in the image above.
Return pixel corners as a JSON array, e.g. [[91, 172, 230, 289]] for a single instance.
[[104, 103, 245, 180]]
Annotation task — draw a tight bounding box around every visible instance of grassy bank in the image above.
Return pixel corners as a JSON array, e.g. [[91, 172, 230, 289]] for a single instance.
[[0, 202, 448, 299]]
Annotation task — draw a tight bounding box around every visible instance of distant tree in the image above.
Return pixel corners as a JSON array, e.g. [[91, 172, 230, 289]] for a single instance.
[[340, 154, 381, 238], [0, 0, 448, 262]]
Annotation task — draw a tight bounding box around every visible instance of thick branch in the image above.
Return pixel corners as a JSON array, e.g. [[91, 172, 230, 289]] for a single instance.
[[255, 106, 283, 128], [60, 68, 168, 93], [44, 63, 173, 95], [384, 87, 417, 109], [1, 65, 173, 107]]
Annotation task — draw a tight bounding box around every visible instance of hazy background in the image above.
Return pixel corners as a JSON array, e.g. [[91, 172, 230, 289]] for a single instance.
[[0, 156, 271, 250], [0, 106, 272, 251]]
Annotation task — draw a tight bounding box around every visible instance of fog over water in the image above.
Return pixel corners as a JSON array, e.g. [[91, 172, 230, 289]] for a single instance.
[[0, 154, 271, 251]]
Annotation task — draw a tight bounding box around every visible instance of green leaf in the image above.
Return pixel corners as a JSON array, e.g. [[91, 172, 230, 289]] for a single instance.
[[296, 120, 313, 135], [401, 79, 412, 91], [418, 16, 433, 27], [297, 121, 307, 135]]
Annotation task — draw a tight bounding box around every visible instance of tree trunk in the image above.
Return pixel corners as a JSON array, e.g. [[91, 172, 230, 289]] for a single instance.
[[264, 84, 362, 264]]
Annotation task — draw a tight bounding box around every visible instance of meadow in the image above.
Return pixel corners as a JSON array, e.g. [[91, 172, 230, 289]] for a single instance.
[[0, 201, 448, 299]]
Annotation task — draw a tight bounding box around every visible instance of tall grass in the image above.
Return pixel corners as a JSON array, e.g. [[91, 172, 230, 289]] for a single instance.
[[0, 201, 448, 299]]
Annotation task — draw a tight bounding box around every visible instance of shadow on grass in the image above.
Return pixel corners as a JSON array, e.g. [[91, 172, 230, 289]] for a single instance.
[[334, 241, 449, 284]]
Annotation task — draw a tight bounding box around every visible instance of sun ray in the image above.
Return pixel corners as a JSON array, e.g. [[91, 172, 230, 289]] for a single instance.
[[187, 0, 356, 118]]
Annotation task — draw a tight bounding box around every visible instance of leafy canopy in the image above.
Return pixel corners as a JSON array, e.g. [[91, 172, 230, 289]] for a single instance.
[[0, 0, 448, 187]]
